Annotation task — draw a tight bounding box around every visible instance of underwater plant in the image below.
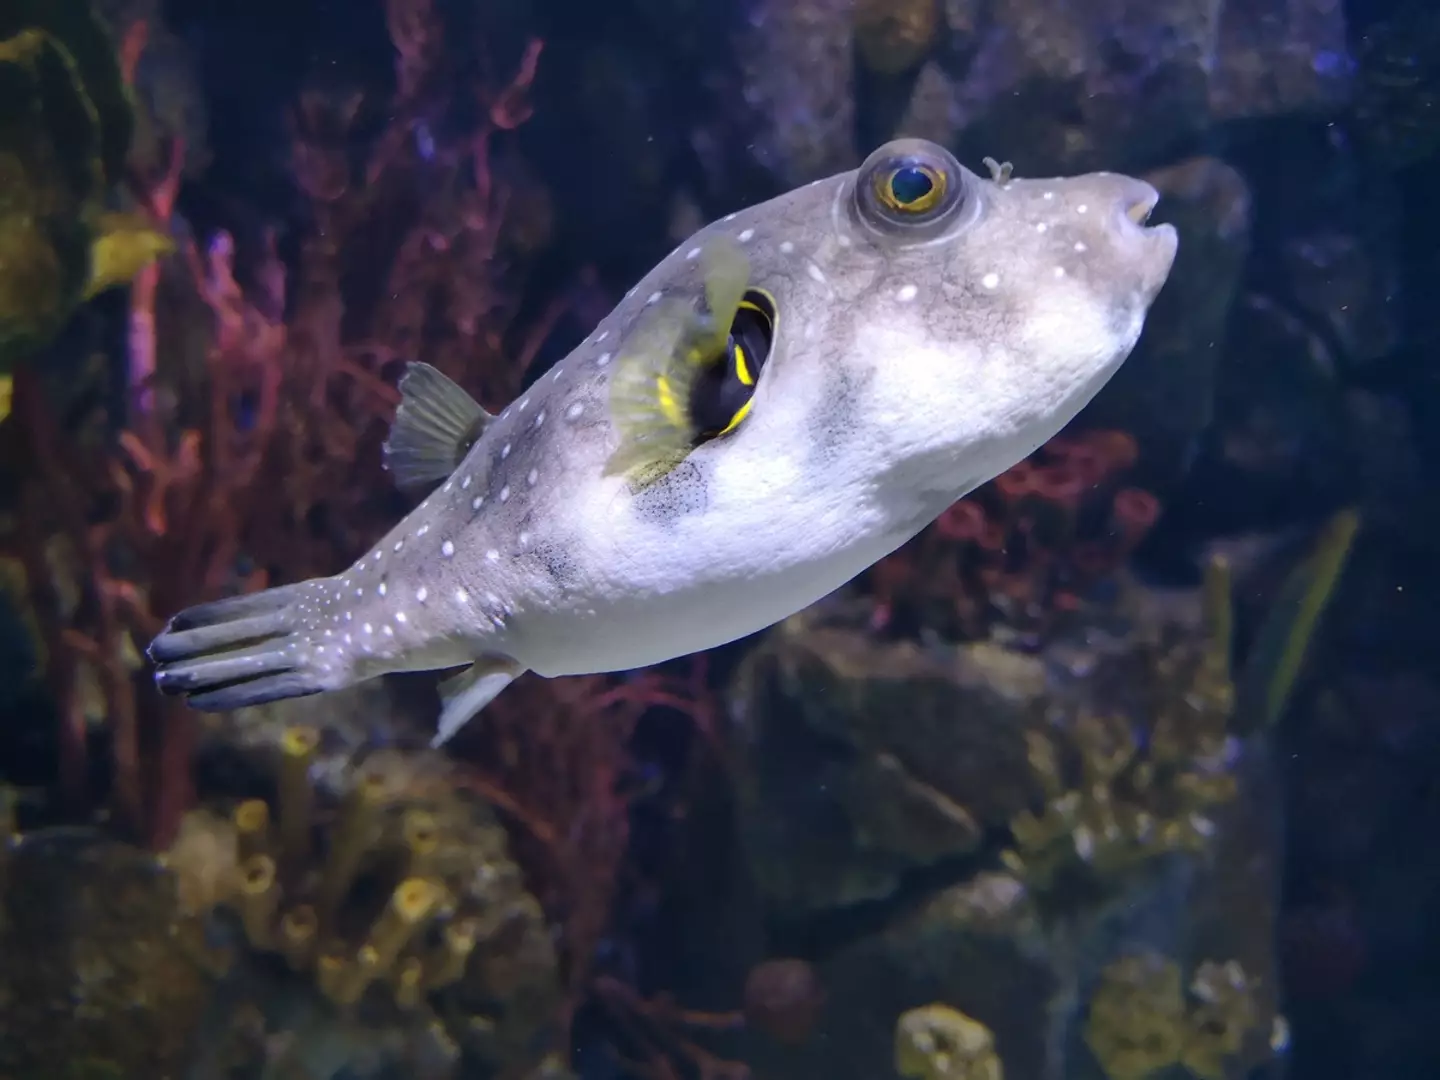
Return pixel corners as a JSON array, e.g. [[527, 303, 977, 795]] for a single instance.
[[4, 0, 550, 848]]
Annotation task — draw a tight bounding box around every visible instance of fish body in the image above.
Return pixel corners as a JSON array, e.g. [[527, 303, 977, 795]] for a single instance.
[[150, 139, 1178, 745]]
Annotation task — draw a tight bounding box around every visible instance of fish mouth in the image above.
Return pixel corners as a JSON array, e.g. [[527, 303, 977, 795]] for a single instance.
[[1125, 188, 1159, 226]]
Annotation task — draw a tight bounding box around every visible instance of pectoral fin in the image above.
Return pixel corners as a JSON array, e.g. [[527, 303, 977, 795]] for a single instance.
[[604, 237, 751, 488]]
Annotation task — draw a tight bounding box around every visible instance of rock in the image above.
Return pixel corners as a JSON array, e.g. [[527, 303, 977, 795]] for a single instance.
[[0, 828, 218, 1079], [735, 0, 860, 186], [728, 619, 1048, 915], [711, 580, 1285, 1080]]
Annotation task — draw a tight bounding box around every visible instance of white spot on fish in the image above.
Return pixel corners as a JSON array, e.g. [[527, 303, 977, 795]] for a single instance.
[[780, 240, 794, 254], [416, 586, 428, 602], [519, 397, 530, 412], [896, 284, 918, 302], [837, 234, 852, 247], [443, 481, 453, 493], [1036, 222, 1048, 233], [344, 633, 352, 644], [519, 530, 530, 546], [807, 262, 827, 284], [461, 475, 471, 489], [738, 228, 754, 242], [363, 622, 373, 634], [355, 588, 363, 598], [393, 540, 403, 552], [1077, 204, 1088, 214], [1053, 266, 1066, 277], [501, 443, 511, 459], [685, 246, 701, 260], [499, 485, 510, 502], [345, 611, 353, 622], [486, 549, 500, 562], [723, 212, 737, 222], [982, 272, 1000, 289], [567, 402, 584, 420], [535, 410, 546, 427], [487, 592, 501, 606], [395, 611, 407, 623], [417, 524, 430, 537], [527, 469, 538, 486], [552, 366, 564, 381], [455, 588, 469, 603], [647, 291, 663, 305], [1043, 191, 1055, 200], [597, 352, 612, 367], [382, 625, 394, 637], [377, 582, 387, 596], [1074, 241, 1087, 252], [472, 495, 484, 510], [596, 330, 609, 342], [441, 539, 455, 557]]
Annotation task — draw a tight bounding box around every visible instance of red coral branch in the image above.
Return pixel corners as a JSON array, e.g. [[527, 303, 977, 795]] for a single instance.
[[868, 429, 1162, 642]]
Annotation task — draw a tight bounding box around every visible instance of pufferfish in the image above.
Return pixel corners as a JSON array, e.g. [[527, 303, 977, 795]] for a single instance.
[[149, 138, 1178, 746]]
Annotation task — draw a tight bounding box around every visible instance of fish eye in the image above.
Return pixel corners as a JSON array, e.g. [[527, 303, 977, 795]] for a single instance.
[[878, 164, 944, 214], [855, 139, 968, 238]]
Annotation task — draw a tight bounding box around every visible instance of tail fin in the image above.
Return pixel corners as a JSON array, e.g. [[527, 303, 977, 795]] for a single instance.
[[149, 580, 345, 711]]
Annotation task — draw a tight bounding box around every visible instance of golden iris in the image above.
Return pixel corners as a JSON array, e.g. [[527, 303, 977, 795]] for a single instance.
[[875, 163, 945, 214]]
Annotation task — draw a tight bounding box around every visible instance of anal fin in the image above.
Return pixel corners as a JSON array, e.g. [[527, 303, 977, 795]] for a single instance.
[[383, 362, 493, 494], [432, 654, 526, 747]]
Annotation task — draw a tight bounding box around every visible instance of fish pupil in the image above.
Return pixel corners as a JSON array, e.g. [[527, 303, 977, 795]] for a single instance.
[[891, 166, 934, 206]]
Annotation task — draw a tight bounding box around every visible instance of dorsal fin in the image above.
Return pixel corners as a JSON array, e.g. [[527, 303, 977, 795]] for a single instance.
[[382, 362, 493, 494]]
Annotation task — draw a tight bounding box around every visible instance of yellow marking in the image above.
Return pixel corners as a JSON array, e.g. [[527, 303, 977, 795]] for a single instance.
[[656, 374, 687, 428], [734, 343, 755, 387], [718, 397, 753, 437]]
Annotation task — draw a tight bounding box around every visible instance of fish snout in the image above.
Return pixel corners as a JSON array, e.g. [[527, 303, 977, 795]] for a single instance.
[[1111, 177, 1178, 297]]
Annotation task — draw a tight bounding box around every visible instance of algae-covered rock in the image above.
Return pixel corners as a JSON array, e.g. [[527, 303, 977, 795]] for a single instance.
[[896, 1003, 1005, 1080], [716, 560, 1296, 1080], [0, 827, 217, 1079]]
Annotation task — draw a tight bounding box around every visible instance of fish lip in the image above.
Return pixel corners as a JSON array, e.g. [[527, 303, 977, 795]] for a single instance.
[[1125, 187, 1160, 225]]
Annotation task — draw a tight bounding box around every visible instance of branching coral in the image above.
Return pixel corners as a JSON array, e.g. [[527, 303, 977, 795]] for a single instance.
[[2, 0, 555, 848], [867, 430, 1161, 645], [1083, 951, 1264, 1080], [1000, 556, 1236, 892]]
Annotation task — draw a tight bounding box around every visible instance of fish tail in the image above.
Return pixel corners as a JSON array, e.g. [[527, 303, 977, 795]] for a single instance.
[[148, 578, 352, 711]]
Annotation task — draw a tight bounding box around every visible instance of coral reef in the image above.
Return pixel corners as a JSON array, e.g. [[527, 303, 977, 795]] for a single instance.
[[999, 557, 1237, 895], [1083, 952, 1267, 1080], [2, 0, 553, 848], [865, 429, 1160, 645], [163, 726, 566, 1078], [895, 1004, 1004, 1080]]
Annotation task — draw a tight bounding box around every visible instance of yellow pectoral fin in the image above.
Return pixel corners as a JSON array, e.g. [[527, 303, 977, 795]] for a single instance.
[[656, 373, 688, 428]]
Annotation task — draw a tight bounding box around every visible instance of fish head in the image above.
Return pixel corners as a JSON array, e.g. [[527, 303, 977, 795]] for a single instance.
[[693, 137, 1178, 515]]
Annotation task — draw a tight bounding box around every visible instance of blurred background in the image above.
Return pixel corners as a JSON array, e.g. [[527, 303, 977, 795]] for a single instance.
[[0, 0, 1436, 1077]]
